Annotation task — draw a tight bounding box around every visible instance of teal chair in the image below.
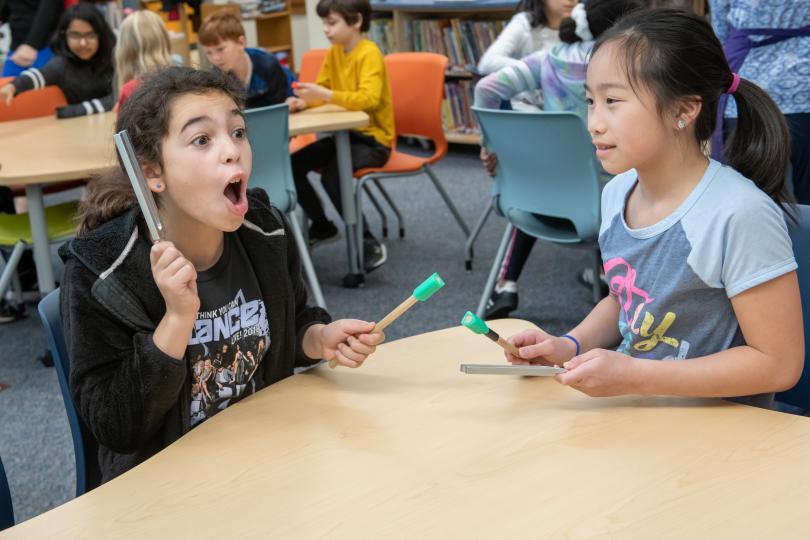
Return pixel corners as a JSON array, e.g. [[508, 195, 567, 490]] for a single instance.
[[38, 289, 102, 495], [1, 455, 13, 531], [471, 107, 604, 315], [775, 204, 810, 413], [245, 103, 326, 308]]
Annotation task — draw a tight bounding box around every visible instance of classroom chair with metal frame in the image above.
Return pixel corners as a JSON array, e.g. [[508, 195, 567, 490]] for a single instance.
[[353, 52, 471, 264], [471, 107, 604, 316], [0, 455, 12, 532], [0, 202, 78, 306], [775, 204, 810, 413], [37, 289, 102, 496], [245, 103, 327, 308]]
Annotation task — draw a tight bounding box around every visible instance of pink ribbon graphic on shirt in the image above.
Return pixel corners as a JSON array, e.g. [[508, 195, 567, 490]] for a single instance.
[[603, 257, 654, 315]]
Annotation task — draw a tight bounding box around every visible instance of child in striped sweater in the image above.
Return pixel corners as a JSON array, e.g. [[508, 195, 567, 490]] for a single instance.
[[0, 3, 115, 118]]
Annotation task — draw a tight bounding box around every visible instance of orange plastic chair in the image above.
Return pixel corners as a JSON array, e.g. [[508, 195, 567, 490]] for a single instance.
[[353, 52, 469, 245], [298, 48, 328, 83], [289, 48, 328, 153], [0, 85, 68, 122]]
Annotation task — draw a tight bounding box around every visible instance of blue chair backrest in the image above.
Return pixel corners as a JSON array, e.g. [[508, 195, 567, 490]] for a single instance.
[[245, 103, 296, 214], [472, 107, 602, 243], [775, 204, 810, 410], [0, 455, 13, 531], [38, 289, 101, 496]]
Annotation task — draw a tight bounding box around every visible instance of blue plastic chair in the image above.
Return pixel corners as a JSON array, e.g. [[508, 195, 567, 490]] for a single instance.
[[0, 455, 13, 531], [471, 107, 604, 315], [775, 204, 810, 412], [37, 289, 101, 496], [245, 103, 326, 308]]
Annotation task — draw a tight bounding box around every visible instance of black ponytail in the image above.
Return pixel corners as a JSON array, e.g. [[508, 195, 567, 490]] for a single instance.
[[726, 78, 792, 207], [559, 0, 644, 45], [593, 8, 794, 211], [559, 16, 579, 43]]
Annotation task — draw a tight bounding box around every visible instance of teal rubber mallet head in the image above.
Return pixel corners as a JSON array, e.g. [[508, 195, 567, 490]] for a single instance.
[[413, 272, 445, 302], [461, 310, 522, 358], [461, 311, 489, 335]]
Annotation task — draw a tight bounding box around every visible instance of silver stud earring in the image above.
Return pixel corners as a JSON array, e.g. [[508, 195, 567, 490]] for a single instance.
[[155, 183, 162, 189], [677, 119, 686, 129]]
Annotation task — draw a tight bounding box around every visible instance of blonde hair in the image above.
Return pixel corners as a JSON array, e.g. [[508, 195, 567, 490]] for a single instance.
[[115, 10, 173, 92]]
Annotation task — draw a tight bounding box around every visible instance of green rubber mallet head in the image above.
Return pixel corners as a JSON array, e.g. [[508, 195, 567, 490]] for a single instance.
[[413, 272, 445, 301], [461, 311, 490, 335]]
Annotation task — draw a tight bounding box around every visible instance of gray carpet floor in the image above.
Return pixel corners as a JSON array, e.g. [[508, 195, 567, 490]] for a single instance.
[[0, 146, 597, 524]]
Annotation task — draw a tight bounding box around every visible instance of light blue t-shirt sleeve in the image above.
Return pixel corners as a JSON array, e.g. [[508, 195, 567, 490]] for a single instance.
[[680, 165, 797, 298], [719, 195, 797, 298]]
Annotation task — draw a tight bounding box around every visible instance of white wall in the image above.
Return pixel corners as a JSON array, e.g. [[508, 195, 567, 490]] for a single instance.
[[291, 15, 309, 69], [304, 0, 329, 50]]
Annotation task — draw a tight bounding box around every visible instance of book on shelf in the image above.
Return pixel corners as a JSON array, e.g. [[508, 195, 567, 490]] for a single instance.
[[404, 18, 505, 71], [369, 18, 395, 55], [442, 80, 479, 135]]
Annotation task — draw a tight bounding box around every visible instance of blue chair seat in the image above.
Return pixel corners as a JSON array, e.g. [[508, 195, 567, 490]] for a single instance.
[[0, 455, 13, 531]]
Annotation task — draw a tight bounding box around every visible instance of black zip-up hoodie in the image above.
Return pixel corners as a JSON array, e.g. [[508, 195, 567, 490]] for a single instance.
[[59, 189, 331, 484]]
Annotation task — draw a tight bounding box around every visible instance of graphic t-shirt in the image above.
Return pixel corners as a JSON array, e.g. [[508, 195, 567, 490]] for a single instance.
[[187, 233, 270, 427], [599, 159, 796, 361]]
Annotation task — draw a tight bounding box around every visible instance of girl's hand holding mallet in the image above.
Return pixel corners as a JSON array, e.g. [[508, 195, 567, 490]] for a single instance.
[[328, 273, 446, 368]]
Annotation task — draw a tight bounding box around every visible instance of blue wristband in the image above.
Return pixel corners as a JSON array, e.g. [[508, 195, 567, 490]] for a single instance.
[[561, 334, 580, 357]]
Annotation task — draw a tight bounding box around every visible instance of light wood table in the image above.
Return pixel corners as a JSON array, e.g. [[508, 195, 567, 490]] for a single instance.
[[0, 105, 368, 293], [4, 319, 810, 539]]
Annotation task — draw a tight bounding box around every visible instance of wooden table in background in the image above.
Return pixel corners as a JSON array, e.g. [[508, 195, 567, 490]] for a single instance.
[[0, 105, 368, 292], [3, 319, 810, 539]]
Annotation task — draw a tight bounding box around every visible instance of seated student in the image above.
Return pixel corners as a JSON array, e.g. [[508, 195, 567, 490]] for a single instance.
[[113, 9, 173, 111], [505, 9, 803, 407], [287, 0, 393, 274], [61, 66, 384, 483], [198, 10, 293, 109], [477, 0, 574, 111], [0, 3, 116, 117], [474, 0, 640, 318]]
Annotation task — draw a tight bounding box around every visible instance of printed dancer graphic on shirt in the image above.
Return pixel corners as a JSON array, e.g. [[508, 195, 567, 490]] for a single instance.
[[188, 290, 270, 425]]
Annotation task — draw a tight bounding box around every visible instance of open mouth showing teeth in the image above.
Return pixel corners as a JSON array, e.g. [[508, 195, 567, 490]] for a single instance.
[[224, 178, 243, 204]]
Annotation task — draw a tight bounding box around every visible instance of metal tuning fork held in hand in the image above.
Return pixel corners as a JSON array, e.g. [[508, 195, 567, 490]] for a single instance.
[[113, 130, 165, 242]]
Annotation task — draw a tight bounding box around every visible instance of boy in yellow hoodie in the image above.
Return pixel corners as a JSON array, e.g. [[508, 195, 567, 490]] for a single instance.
[[288, 0, 394, 274]]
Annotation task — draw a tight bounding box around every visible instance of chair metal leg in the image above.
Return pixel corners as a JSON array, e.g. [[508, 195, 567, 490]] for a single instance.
[[0, 242, 26, 302], [476, 223, 514, 318], [465, 200, 494, 271], [287, 213, 327, 309], [424, 164, 471, 237], [362, 184, 389, 238], [372, 180, 405, 238]]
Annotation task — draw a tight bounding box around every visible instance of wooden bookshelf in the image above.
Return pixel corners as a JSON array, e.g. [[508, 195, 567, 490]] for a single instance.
[[371, 0, 516, 144], [201, 2, 296, 71]]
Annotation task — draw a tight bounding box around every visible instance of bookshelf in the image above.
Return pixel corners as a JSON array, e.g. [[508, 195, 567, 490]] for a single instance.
[[370, 0, 517, 144]]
